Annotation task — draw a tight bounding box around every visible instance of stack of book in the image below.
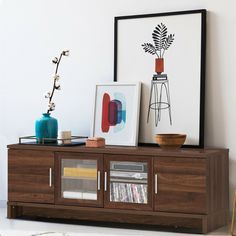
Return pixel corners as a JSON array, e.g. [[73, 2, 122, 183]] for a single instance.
[[63, 167, 97, 178], [63, 191, 97, 200]]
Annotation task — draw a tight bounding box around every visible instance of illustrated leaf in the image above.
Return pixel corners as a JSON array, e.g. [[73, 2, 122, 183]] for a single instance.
[[141, 43, 156, 55], [163, 34, 175, 50], [152, 23, 167, 51]]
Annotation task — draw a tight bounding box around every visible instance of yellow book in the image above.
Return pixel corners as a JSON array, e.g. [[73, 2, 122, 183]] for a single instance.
[[64, 167, 97, 178]]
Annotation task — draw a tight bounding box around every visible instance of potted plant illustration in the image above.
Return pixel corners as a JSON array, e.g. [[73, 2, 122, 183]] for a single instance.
[[142, 23, 174, 74]]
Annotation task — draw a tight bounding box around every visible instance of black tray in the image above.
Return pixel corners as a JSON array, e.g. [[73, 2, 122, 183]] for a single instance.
[[19, 136, 87, 146]]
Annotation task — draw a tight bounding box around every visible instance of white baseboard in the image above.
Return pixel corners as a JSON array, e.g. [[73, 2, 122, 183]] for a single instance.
[[0, 200, 6, 208]]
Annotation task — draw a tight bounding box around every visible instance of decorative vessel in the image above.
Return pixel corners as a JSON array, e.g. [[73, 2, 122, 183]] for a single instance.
[[35, 113, 58, 143], [155, 133, 186, 149]]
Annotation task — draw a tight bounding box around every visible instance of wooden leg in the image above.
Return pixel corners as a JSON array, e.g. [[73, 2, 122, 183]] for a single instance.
[[7, 205, 17, 219], [7, 205, 22, 219], [231, 191, 236, 235], [202, 217, 208, 234]]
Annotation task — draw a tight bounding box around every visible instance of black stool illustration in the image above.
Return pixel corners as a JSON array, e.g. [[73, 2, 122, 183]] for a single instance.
[[147, 74, 172, 126]]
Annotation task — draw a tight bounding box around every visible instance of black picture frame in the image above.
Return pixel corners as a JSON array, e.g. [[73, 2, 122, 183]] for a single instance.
[[114, 9, 206, 148]]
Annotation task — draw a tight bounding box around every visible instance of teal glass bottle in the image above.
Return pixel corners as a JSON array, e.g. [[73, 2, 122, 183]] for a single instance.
[[35, 113, 58, 143]]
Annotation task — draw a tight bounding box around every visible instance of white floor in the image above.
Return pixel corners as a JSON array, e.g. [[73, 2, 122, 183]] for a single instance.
[[0, 207, 230, 236]]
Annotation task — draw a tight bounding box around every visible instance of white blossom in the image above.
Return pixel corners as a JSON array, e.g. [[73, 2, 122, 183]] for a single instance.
[[44, 92, 51, 98], [53, 74, 60, 81], [62, 50, 69, 56], [45, 50, 69, 113], [52, 57, 58, 64], [48, 102, 56, 111], [55, 82, 61, 90]]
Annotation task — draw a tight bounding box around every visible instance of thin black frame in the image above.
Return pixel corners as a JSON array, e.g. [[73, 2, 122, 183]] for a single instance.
[[113, 9, 206, 148]]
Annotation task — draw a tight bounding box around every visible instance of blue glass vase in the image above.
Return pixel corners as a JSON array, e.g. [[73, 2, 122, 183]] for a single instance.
[[35, 113, 58, 143]]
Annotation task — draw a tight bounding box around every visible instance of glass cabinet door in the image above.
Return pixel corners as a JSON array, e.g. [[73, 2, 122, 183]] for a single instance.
[[62, 159, 98, 200], [56, 153, 103, 207], [104, 156, 152, 210], [110, 161, 148, 203]]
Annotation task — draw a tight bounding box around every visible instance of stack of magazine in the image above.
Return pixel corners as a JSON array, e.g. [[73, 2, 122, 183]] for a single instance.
[[110, 182, 147, 204]]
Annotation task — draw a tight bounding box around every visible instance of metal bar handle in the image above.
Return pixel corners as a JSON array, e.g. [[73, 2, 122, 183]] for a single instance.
[[155, 174, 158, 194], [104, 171, 107, 191], [97, 171, 101, 191], [49, 168, 52, 187]]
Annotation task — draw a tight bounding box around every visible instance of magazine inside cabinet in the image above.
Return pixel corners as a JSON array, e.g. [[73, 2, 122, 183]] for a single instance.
[[103, 154, 153, 211]]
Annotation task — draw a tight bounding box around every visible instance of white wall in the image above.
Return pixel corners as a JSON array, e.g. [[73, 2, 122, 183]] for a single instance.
[[0, 0, 236, 209]]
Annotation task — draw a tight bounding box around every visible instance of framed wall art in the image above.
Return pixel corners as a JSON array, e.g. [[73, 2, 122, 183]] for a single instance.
[[92, 83, 141, 146], [114, 9, 206, 147]]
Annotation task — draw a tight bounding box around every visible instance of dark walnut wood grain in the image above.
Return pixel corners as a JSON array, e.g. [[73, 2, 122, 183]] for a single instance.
[[7, 144, 229, 234], [154, 157, 207, 214], [8, 149, 54, 204]]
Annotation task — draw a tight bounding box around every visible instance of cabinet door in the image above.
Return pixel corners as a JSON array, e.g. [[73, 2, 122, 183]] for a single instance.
[[154, 157, 207, 214], [104, 155, 153, 211], [8, 149, 54, 203], [55, 152, 103, 207]]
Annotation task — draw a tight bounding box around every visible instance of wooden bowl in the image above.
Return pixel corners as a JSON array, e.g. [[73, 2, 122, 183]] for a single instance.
[[155, 134, 187, 149]]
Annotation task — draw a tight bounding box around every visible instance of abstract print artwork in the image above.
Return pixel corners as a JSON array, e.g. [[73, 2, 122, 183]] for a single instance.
[[101, 92, 126, 133], [114, 10, 206, 147], [92, 83, 141, 146]]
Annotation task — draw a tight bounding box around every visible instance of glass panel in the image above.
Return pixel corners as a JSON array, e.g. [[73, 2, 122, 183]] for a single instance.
[[109, 161, 148, 204], [61, 159, 97, 201]]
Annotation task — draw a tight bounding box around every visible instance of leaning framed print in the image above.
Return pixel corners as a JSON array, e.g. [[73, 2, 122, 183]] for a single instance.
[[92, 82, 141, 146], [114, 9, 206, 147]]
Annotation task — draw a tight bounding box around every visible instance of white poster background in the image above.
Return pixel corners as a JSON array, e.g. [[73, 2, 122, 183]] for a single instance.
[[116, 13, 202, 145]]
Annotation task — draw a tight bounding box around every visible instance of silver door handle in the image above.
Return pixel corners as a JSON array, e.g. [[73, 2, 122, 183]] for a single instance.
[[104, 172, 107, 191], [155, 174, 158, 194], [97, 171, 101, 191], [49, 168, 52, 187]]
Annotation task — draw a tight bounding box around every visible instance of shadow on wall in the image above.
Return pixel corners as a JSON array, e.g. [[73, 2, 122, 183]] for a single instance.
[[229, 158, 236, 216], [205, 11, 235, 218], [204, 11, 227, 145]]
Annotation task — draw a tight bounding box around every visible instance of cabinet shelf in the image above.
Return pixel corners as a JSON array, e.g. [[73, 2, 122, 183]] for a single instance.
[[110, 171, 147, 179], [110, 178, 147, 184], [62, 176, 96, 181]]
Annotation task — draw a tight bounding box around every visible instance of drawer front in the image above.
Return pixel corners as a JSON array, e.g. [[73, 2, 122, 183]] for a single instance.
[[154, 157, 207, 214]]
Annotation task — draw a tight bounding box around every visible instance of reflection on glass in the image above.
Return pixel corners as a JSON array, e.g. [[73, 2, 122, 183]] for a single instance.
[[110, 161, 148, 204], [61, 159, 97, 200]]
